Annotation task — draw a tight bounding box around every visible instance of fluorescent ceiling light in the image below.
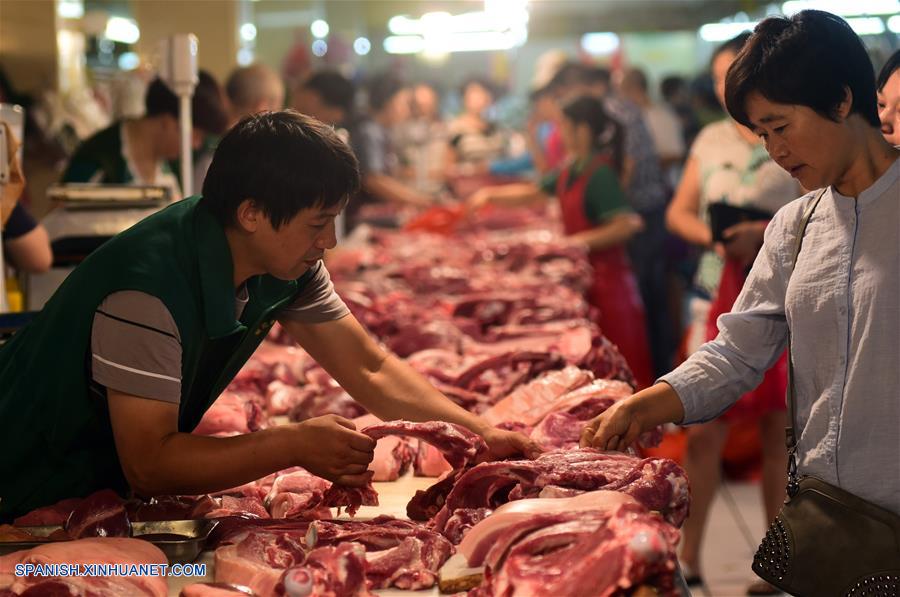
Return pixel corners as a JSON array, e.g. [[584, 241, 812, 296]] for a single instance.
[[846, 16, 887, 34], [311, 39, 328, 57], [383, 36, 425, 54], [57, 0, 84, 19], [699, 22, 758, 42], [237, 48, 254, 65], [353, 37, 371, 56], [888, 14, 900, 32], [581, 32, 620, 55], [310, 19, 329, 39], [118, 51, 139, 70], [105, 17, 140, 44], [782, 0, 899, 16], [240, 23, 257, 42]]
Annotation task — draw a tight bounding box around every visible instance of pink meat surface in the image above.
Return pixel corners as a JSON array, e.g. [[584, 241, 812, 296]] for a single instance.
[[13, 498, 82, 527], [265, 470, 332, 519], [362, 420, 487, 470], [193, 391, 260, 435], [471, 503, 681, 597], [457, 490, 638, 566], [0, 537, 168, 596], [430, 449, 690, 531], [205, 496, 270, 520], [353, 415, 413, 482], [179, 582, 256, 596], [364, 534, 453, 590], [481, 366, 595, 426], [283, 543, 371, 597], [414, 441, 453, 477], [214, 530, 306, 595]]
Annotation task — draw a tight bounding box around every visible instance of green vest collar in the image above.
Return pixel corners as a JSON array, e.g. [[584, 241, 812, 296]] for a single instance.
[[194, 199, 245, 339]]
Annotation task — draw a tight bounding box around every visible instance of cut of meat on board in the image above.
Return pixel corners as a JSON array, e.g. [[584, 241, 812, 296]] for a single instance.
[[64, 489, 130, 539], [468, 503, 681, 597], [440, 507, 493, 545], [428, 449, 690, 532], [193, 391, 266, 436], [456, 490, 639, 566], [414, 441, 453, 477], [12, 498, 82, 527], [214, 530, 307, 596], [283, 543, 371, 597], [0, 538, 168, 596], [481, 369, 626, 427], [264, 470, 332, 520], [361, 421, 487, 470], [365, 534, 453, 590], [211, 517, 451, 593]]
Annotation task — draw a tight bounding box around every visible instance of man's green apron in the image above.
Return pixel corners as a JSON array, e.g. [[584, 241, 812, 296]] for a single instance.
[[0, 196, 314, 521]]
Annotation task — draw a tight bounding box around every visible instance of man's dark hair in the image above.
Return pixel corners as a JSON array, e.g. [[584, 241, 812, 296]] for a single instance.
[[547, 62, 592, 93], [660, 75, 686, 102], [459, 75, 497, 99], [367, 72, 405, 112], [145, 71, 229, 135], [877, 49, 900, 92], [711, 32, 751, 68], [201, 110, 359, 229], [725, 10, 880, 129], [585, 66, 611, 86], [302, 70, 356, 116]]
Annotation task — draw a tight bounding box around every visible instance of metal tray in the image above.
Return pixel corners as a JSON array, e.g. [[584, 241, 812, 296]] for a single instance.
[[0, 519, 219, 564]]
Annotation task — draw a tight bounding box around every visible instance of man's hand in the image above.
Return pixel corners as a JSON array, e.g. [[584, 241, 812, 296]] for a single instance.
[[721, 220, 767, 265], [293, 415, 376, 486], [480, 428, 543, 461]]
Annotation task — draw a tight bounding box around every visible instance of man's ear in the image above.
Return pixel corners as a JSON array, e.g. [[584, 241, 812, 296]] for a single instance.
[[234, 198, 262, 233], [836, 86, 853, 121]]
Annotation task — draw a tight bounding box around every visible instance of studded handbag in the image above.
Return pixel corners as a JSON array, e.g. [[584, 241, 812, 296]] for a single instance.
[[751, 190, 900, 596]]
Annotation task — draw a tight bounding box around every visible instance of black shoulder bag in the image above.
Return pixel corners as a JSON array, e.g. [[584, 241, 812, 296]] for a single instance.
[[752, 189, 900, 596]]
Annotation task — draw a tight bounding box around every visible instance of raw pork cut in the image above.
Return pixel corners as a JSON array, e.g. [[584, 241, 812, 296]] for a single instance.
[[352, 415, 414, 482], [0, 538, 167, 596], [214, 530, 306, 595], [283, 543, 370, 597], [361, 421, 487, 470], [64, 489, 130, 539], [428, 449, 690, 531], [365, 535, 453, 590], [470, 503, 680, 597], [265, 470, 332, 519]]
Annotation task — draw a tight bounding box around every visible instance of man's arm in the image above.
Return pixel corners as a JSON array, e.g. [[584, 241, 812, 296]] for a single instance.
[[5, 224, 52, 273], [106, 391, 375, 496], [281, 314, 541, 459]]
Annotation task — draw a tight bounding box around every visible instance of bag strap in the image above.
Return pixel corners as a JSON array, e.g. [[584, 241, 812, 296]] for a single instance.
[[784, 187, 828, 497]]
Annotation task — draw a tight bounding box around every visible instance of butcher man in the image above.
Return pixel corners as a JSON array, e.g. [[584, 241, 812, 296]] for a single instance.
[[0, 111, 539, 522]]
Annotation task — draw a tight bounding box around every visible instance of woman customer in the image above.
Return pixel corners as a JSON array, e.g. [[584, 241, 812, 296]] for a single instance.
[[664, 32, 799, 595], [877, 49, 900, 146], [467, 96, 654, 389], [583, 9, 899, 593]]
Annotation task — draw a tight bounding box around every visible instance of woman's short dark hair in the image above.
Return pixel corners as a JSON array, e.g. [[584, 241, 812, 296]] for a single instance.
[[562, 95, 624, 176], [877, 49, 900, 92], [725, 10, 880, 129], [201, 110, 359, 229], [145, 71, 229, 135]]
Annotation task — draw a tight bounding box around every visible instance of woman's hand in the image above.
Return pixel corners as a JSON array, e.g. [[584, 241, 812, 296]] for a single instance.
[[580, 383, 686, 452]]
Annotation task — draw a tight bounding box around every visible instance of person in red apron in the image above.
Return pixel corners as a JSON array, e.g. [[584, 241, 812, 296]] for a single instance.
[[468, 95, 654, 388]]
